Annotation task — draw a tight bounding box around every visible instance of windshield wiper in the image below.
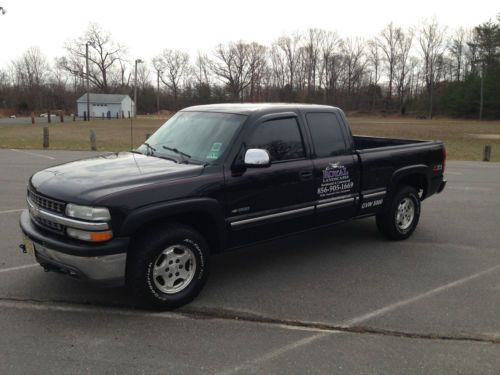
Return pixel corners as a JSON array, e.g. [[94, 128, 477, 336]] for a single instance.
[[143, 142, 157, 156], [162, 146, 192, 163]]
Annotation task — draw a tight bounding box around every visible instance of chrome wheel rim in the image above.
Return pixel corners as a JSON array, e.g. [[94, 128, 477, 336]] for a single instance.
[[395, 197, 415, 231], [152, 244, 197, 294]]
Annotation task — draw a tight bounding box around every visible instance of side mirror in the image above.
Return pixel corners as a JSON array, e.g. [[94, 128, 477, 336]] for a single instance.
[[244, 149, 271, 168]]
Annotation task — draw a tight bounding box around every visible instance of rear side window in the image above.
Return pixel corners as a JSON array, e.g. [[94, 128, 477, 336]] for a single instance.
[[306, 113, 347, 157], [248, 117, 305, 162]]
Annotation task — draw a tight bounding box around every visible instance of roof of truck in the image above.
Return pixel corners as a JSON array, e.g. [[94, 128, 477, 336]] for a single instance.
[[182, 103, 340, 115]]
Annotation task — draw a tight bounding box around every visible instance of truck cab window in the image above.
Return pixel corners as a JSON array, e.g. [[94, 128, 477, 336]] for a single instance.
[[248, 118, 305, 162], [306, 113, 347, 157]]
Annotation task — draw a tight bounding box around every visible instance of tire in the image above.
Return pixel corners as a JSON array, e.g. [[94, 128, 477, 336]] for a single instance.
[[376, 185, 421, 241], [126, 224, 210, 310]]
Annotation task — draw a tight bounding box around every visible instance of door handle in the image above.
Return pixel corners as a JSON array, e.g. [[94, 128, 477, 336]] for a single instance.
[[299, 171, 313, 181]]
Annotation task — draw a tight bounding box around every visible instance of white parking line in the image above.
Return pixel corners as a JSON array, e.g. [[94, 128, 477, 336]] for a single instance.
[[220, 333, 330, 375], [0, 209, 23, 214], [341, 263, 500, 327], [10, 149, 55, 160], [0, 264, 39, 273]]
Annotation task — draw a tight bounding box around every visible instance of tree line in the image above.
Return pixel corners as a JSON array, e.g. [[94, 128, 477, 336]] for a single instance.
[[0, 16, 498, 119]]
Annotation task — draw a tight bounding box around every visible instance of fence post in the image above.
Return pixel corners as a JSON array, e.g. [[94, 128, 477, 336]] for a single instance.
[[84, 111, 87, 121], [47, 110, 51, 124], [89, 130, 97, 151], [483, 145, 491, 162], [60, 111, 64, 123], [128, 111, 130, 119], [31, 112, 35, 124], [73, 114, 76, 122], [43, 127, 49, 149]]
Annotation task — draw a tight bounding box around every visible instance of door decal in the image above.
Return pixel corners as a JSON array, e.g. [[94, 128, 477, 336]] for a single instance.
[[317, 162, 354, 198]]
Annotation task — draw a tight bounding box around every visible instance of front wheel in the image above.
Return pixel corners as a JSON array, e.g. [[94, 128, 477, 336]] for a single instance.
[[127, 224, 210, 310], [376, 185, 421, 240]]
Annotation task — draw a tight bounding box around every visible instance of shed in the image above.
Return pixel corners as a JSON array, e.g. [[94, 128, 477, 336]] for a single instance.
[[76, 93, 134, 118]]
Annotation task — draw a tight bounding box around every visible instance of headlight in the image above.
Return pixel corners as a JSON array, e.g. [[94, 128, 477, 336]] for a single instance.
[[65, 204, 111, 221]]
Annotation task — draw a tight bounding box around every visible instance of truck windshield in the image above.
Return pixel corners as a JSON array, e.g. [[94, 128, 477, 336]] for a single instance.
[[136, 111, 246, 164]]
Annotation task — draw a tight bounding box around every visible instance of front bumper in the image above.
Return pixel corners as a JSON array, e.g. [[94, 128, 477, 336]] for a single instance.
[[19, 210, 128, 285]]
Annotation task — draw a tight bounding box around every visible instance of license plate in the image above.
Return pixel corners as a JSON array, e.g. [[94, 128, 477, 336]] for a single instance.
[[23, 237, 35, 256]]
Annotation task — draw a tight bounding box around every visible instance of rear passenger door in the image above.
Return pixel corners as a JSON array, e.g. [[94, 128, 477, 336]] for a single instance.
[[304, 112, 360, 224]]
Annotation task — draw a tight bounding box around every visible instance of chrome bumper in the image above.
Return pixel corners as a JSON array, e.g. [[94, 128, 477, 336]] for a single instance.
[[32, 241, 126, 285]]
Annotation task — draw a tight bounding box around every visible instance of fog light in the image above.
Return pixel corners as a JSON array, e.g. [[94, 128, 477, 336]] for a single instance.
[[67, 228, 113, 242]]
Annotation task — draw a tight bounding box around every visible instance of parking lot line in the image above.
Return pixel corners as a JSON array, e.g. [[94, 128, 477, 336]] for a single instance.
[[341, 263, 500, 327], [0, 209, 23, 215], [0, 264, 38, 273], [219, 332, 330, 375], [9, 149, 55, 160]]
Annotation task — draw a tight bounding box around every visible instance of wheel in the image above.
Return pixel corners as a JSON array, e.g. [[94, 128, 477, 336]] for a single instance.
[[126, 224, 210, 310], [376, 185, 421, 240]]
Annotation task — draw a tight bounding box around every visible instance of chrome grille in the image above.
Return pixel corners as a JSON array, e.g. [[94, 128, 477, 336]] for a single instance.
[[28, 189, 65, 213], [33, 216, 64, 232]]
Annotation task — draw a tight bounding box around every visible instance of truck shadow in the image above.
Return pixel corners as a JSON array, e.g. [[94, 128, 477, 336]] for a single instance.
[[10, 217, 385, 310]]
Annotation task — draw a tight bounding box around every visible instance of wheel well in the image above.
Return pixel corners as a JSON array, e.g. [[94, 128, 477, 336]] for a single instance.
[[129, 212, 222, 254], [398, 174, 428, 199]]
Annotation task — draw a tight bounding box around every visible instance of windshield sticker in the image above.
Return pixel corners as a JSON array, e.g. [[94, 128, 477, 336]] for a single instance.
[[206, 142, 222, 160], [317, 162, 354, 198]]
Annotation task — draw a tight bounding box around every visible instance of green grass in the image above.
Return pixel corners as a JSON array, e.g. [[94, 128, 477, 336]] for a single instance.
[[0, 115, 499, 161]]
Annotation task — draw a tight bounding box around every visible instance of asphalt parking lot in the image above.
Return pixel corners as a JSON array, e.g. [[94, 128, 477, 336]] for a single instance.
[[0, 148, 499, 374]]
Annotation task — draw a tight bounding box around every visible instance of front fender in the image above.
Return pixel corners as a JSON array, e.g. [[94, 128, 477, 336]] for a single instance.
[[120, 198, 227, 248]]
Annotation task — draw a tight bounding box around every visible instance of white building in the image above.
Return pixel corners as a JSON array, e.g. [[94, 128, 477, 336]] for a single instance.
[[76, 93, 134, 118]]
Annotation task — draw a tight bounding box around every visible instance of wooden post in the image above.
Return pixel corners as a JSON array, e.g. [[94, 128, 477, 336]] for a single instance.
[[47, 110, 51, 124], [116, 112, 119, 119], [128, 111, 130, 119], [73, 114, 76, 122], [483, 145, 491, 162], [84, 111, 87, 121], [43, 127, 49, 149], [89, 130, 97, 151], [31, 112, 35, 124], [60, 111, 64, 123]]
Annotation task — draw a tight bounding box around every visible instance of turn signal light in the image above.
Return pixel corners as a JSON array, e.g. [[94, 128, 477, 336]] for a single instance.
[[90, 231, 113, 242], [67, 228, 113, 242]]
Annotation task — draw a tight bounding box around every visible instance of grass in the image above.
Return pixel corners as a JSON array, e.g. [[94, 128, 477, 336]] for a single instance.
[[0, 117, 166, 151], [0, 115, 499, 161], [347, 116, 500, 162]]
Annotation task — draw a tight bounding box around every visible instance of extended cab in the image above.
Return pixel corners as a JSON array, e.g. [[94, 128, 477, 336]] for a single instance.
[[19, 104, 446, 309]]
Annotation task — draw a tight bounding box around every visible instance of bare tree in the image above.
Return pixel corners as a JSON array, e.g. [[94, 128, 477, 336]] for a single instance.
[[275, 33, 302, 90], [366, 39, 381, 109], [419, 19, 447, 118], [209, 41, 253, 101], [319, 30, 341, 101], [449, 27, 468, 81], [395, 27, 414, 114], [246, 42, 268, 101], [377, 23, 399, 107], [58, 23, 125, 92], [156, 49, 190, 107]]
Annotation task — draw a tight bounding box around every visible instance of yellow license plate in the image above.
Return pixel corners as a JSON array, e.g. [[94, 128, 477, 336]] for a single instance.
[[23, 238, 35, 256]]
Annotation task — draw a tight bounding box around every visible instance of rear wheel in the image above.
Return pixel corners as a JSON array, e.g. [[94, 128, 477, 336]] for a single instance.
[[376, 185, 420, 240], [127, 224, 210, 310]]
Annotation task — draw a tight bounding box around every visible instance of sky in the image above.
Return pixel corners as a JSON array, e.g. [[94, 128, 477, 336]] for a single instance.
[[0, 0, 498, 68]]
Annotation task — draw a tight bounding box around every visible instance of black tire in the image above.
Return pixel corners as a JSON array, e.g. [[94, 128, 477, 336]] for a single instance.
[[376, 185, 421, 241], [126, 224, 210, 310]]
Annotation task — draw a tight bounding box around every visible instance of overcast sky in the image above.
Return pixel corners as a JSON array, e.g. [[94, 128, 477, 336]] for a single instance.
[[0, 0, 497, 67]]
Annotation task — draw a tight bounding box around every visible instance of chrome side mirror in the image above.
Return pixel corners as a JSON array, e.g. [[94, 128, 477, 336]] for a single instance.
[[244, 149, 271, 168]]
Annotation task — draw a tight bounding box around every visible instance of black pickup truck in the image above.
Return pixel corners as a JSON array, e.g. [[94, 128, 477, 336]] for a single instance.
[[20, 104, 446, 309]]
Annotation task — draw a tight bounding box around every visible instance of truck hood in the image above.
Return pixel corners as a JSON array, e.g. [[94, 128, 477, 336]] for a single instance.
[[30, 152, 204, 204]]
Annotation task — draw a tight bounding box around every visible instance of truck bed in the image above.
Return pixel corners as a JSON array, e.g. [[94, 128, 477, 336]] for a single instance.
[[353, 135, 428, 151]]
